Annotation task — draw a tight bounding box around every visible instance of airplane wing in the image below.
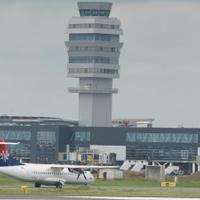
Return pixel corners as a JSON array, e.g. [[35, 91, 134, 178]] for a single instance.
[[49, 164, 119, 170], [65, 165, 119, 169], [22, 163, 119, 170], [0, 142, 20, 145]]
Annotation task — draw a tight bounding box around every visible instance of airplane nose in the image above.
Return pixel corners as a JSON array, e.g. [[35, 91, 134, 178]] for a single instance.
[[83, 171, 95, 184], [85, 171, 94, 183], [89, 174, 94, 183]]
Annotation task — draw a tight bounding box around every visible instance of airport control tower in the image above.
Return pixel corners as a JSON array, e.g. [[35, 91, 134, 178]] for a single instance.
[[65, 2, 123, 127]]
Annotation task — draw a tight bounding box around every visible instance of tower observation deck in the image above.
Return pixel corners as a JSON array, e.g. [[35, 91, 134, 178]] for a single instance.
[[65, 2, 123, 127]]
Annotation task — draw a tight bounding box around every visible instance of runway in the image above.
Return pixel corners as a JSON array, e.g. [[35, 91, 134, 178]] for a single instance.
[[0, 196, 200, 200]]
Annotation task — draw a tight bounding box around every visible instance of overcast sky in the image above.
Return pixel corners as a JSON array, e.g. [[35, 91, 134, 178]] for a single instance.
[[0, 0, 200, 128]]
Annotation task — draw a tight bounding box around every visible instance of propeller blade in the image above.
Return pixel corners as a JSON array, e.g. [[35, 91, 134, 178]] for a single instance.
[[83, 171, 87, 180], [77, 173, 80, 180], [76, 170, 87, 180]]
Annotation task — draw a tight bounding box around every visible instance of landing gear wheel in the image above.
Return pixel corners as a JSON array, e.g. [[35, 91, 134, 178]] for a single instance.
[[56, 182, 63, 188], [35, 183, 41, 188]]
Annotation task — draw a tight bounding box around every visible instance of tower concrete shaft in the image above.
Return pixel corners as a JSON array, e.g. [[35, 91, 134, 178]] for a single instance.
[[65, 1, 123, 127]]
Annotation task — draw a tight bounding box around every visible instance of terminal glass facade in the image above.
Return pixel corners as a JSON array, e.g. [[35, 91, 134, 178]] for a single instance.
[[126, 146, 197, 162], [75, 131, 90, 142], [36, 131, 56, 163], [126, 131, 198, 161], [0, 130, 31, 158], [126, 132, 198, 143], [8, 143, 30, 158], [0, 130, 31, 141]]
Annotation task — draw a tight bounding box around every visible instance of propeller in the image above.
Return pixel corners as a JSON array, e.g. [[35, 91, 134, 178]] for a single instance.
[[77, 171, 87, 180], [68, 168, 88, 180], [75, 169, 87, 180], [81, 171, 87, 180]]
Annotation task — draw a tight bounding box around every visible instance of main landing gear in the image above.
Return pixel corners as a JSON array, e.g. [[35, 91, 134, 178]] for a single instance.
[[35, 183, 41, 188], [56, 182, 63, 188]]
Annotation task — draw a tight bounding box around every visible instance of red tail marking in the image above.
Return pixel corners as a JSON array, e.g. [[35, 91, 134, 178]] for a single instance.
[[0, 138, 8, 154]]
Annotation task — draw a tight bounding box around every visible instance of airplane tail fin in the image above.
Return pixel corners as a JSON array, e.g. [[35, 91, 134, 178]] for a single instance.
[[0, 138, 21, 167], [0, 138, 8, 154]]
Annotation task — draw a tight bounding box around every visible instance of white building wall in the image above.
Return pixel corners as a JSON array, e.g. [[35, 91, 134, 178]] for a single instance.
[[98, 169, 123, 180], [79, 93, 112, 127]]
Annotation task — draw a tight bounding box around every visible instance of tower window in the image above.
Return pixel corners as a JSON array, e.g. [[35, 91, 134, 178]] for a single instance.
[[68, 46, 119, 53], [68, 23, 120, 30], [69, 33, 119, 42], [69, 56, 110, 64], [79, 9, 110, 17]]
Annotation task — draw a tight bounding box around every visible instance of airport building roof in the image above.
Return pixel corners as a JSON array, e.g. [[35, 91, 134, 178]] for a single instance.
[[0, 115, 78, 126], [112, 118, 154, 128], [0, 115, 154, 128]]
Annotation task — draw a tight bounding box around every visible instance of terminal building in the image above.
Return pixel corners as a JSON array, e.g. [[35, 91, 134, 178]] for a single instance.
[[0, 1, 200, 174], [0, 115, 200, 174]]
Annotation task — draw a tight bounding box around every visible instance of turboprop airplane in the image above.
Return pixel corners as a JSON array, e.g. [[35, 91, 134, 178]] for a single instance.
[[0, 138, 119, 188]]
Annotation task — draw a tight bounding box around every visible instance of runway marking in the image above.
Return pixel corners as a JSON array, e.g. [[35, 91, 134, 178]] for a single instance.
[[1, 197, 200, 200], [61, 197, 200, 200], [0, 196, 49, 200]]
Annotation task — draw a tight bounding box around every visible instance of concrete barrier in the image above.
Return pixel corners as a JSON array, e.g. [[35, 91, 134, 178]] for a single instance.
[[145, 165, 165, 181]]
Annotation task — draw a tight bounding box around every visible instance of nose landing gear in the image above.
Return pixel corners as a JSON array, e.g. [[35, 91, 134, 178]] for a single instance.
[[56, 182, 63, 188]]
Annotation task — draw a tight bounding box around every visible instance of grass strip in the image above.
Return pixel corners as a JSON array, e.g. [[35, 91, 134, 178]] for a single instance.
[[1, 173, 200, 197]]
